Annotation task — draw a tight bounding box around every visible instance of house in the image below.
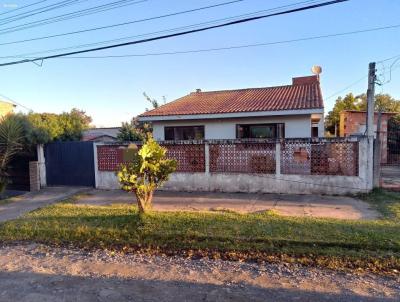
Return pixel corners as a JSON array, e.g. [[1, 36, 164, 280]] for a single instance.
[[138, 75, 324, 140], [339, 110, 397, 164], [82, 127, 120, 142], [0, 100, 15, 117]]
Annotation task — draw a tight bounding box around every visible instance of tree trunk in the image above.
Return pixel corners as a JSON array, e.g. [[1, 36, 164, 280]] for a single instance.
[[135, 190, 154, 214]]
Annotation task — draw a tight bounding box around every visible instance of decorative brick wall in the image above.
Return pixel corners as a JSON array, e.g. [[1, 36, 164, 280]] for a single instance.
[[96, 138, 359, 177]]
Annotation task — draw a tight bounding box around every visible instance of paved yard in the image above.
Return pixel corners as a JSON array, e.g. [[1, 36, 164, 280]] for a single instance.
[[381, 165, 400, 191], [0, 243, 398, 302], [0, 187, 89, 223], [76, 189, 379, 220]]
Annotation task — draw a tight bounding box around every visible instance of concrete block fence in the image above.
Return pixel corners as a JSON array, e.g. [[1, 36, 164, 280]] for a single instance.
[[94, 137, 374, 195]]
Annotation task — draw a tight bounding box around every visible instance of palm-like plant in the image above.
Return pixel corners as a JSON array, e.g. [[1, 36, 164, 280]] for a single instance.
[[0, 115, 24, 192]]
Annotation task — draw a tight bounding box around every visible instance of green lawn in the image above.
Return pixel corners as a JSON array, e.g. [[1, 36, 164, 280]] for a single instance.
[[0, 189, 399, 275]]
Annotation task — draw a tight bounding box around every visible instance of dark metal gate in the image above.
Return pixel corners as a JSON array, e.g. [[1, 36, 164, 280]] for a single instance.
[[45, 141, 95, 187], [387, 118, 400, 165]]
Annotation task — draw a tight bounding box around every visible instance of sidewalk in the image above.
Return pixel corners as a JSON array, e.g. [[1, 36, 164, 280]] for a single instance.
[[0, 187, 89, 223], [76, 190, 379, 220]]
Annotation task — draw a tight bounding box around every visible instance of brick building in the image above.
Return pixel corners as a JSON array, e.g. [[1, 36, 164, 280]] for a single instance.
[[339, 110, 397, 164]]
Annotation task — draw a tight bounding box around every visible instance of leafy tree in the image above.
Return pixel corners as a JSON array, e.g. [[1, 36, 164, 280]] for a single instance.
[[13, 109, 92, 146], [117, 136, 176, 213], [0, 115, 24, 192], [117, 118, 152, 142], [58, 108, 92, 141], [325, 93, 400, 135]]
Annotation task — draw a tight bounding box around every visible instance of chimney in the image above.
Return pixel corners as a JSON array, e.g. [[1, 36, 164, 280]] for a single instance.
[[292, 75, 319, 85], [195, 88, 202, 93]]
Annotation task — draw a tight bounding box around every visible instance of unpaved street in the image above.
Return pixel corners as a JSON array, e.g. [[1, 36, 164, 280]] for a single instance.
[[0, 243, 398, 301]]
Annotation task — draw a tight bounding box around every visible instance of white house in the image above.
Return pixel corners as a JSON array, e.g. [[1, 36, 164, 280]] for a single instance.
[[138, 75, 324, 140]]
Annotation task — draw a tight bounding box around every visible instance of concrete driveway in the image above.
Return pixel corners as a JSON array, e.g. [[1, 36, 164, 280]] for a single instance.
[[76, 190, 379, 220], [0, 187, 89, 223]]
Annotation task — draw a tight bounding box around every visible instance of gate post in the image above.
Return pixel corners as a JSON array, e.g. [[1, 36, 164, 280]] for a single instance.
[[93, 143, 99, 188], [37, 144, 47, 188]]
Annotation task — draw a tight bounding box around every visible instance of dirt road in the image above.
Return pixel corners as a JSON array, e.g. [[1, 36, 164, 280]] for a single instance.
[[0, 243, 398, 301]]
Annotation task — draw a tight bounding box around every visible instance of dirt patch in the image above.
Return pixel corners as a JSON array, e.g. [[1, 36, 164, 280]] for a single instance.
[[0, 243, 398, 301]]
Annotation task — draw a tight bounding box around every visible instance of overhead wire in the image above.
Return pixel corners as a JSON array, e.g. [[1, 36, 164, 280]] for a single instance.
[[3, 23, 396, 60], [0, 0, 349, 64], [0, 0, 148, 34], [0, 0, 89, 26], [0, 0, 245, 45]]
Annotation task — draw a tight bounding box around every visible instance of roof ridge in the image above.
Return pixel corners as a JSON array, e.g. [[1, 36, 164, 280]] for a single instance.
[[195, 83, 319, 94]]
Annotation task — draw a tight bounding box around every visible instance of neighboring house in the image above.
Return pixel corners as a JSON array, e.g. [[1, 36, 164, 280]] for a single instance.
[[82, 127, 120, 142], [0, 100, 15, 117], [339, 110, 397, 164], [138, 75, 324, 140]]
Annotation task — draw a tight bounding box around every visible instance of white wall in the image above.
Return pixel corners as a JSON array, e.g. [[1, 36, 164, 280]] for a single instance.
[[152, 115, 313, 140]]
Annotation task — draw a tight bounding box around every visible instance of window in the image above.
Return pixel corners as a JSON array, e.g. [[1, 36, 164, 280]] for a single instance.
[[164, 126, 204, 140], [236, 123, 285, 139]]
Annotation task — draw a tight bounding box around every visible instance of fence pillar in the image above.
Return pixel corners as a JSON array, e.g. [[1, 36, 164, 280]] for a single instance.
[[37, 144, 46, 188], [275, 141, 281, 176], [204, 142, 210, 174], [93, 143, 99, 188], [29, 161, 40, 192]]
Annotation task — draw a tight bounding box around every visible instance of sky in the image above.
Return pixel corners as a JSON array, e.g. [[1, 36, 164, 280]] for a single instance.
[[0, 0, 399, 127]]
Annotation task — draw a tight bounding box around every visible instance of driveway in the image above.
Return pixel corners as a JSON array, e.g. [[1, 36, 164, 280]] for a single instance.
[[381, 165, 400, 191], [0, 187, 89, 223], [75, 190, 379, 220]]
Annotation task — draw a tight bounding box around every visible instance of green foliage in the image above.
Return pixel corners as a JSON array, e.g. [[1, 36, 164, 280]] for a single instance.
[[117, 136, 176, 213], [117, 118, 151, 142], [0, 115, 24, 192], [325, 93, 400, 135], [13, 108, 92, 146]]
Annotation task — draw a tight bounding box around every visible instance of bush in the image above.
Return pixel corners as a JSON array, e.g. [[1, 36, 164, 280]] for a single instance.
[[117, 136, 176, 213]]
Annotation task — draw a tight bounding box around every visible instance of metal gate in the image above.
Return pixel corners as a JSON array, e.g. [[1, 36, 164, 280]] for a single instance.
[[387, 118, 400, 165], [45, 141, 95, 187]]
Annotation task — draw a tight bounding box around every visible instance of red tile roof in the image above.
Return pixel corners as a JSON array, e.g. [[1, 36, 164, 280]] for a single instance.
[[140, 76, 324, 117]]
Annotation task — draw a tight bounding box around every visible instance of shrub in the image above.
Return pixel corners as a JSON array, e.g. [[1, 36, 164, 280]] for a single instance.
[[117, 136, 176, 213]]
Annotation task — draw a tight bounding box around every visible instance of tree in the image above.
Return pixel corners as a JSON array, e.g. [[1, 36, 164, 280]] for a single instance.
[[13, 109, 92, 146], [58, 108, 92, 141], [117, 118, 152, 142], [0, 115, 24, 192], [117, 136, 176, 213]]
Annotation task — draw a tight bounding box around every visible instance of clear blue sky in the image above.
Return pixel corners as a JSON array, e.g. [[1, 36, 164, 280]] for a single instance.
[[0, 0, 399, 126]]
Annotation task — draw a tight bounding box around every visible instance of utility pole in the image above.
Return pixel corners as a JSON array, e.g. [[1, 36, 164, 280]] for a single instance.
[[366, 62, 376, 137], [366, 62, 377, 188]]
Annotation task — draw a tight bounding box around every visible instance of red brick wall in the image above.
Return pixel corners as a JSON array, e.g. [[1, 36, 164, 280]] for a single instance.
[[339, 111, 395, 164]]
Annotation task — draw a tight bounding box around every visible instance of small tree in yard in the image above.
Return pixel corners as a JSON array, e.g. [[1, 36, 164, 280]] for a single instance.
[[117, 136, 176, 213]]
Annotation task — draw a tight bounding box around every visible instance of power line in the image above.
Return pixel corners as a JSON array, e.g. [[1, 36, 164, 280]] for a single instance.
[[0, 0, 349, 65], [0, 93, 33, 111], [7, 23, 397, 60], [0, 0, 48, 17], [0, 0, 147, 34], [0, 0, 325, 57], [0, 0, 88, 26], [0, 0, 245, 45]]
